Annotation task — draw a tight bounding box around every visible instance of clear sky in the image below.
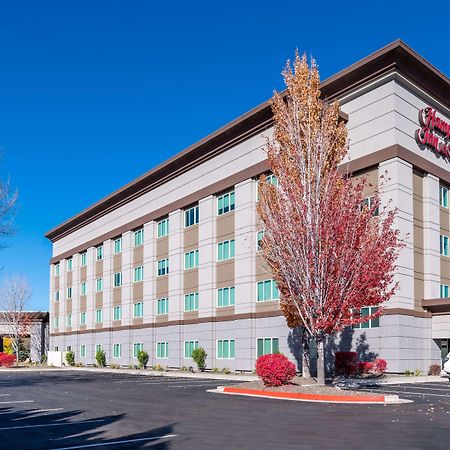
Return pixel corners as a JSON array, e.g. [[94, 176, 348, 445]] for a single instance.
[[0, 1, 448, 311]]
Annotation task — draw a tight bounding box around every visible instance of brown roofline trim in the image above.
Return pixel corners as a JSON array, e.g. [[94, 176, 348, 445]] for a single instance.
[[45, 40, 450, 243], [50, 143, 450, 264], [422, 298, 450, 314], [50, 307, 431, 337]]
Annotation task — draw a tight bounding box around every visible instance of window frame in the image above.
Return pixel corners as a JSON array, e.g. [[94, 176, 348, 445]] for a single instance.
[[216, 339, 235, 359], [184, 292, 199, 312], [256, 337, 280, 358], [114, 237, 122, 254], [134, 228, 144, 247], [440, 284, 449, 298], [184, 205, 199, 228], [157, 218, 169, 238], [67, 258, 73, 271], [217, 191, 235, 216], [156, 341, 169, 359], [441, 235, 449, 256], [440, 186, 449, 208], [133, 342, 144, 358], [96, 245, 103, 261], [96, 278, 103, 292], [80, 345, 86, 358], [80, 311, 86, 325], [217, 286, 235, 307], [113, 343, 122, 359], [80, 252, 87, 266], [133, 266, 144, 283], [113, 272, 122, 288], [113, 305, 122, 321], [184, 340, 199, 359], [156, 298, 169, 315], [95, 309, 103, 324], [157, 258, 169, 277], [256, 279, 279, 302], [217, 239, 235, 261], [352, 306, 380, 329], [184, 249, 199, 270], [133, 302, 144, 318]]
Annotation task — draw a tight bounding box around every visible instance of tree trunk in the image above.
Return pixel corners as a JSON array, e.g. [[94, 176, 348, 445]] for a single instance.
[[316, 337, 326, 385], [302, 337, 311, 378]]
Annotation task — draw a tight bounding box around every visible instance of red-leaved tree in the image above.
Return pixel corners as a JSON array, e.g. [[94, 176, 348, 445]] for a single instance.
[[257, 53, 403, 384]]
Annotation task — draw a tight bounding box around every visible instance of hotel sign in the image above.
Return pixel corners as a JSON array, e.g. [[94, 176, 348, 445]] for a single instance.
[[415, 107, 450, 160]]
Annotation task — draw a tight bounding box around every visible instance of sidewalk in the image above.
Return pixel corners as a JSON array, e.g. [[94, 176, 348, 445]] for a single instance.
[[336, 374, 449, 387], [0, 365, 259, 381]]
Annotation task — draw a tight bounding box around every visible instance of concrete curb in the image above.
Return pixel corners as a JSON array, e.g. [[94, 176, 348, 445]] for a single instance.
[[213, 386, 412, 405], [336, 375, 449, 388]]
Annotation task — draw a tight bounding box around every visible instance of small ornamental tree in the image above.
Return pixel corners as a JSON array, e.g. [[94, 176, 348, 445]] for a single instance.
[[65, 350, 75, 366], [258, 53, 403, 384], [137, 350, 149, 369], [192, 347, 207, 372], [95, 349, 106, 367], [256, 354, 296, 387]]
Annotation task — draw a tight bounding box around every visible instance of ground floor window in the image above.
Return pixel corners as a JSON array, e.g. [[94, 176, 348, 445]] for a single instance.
[[157, 342, 168, 358], [133, 342, 143, 358], [95, 344, 103, 354], [80, 345, 86, 358], [184, 340, 199, 358], [217, 339, 235, 359], [257, 337, 279, 358], [113, 344, 121, 358], [352, 306, 380, 328], [440, 284, 449, 298]]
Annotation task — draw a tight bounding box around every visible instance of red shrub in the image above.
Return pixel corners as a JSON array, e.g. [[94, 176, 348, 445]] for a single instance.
[[357, 361, 374, 374], [372, 358, 387, 374], [335, 352, 358, 377], [255, 353, 296, 387], [0, 352, 16, 368]]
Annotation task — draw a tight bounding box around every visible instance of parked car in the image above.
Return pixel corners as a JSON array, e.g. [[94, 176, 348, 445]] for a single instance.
[[443, 353, 450, 378]]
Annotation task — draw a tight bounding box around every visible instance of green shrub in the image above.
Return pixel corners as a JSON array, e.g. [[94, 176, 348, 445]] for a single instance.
[[155, 364, 164, 371], [95, 349, 106, 367], [414, 369, 422, 377], [110, 363, 120, 369], [221, 367, 231, 374], [137, 351, 149, 369], [41, 354, 47, 365], [65, 351, 75, 366], [192, 347, 207, 371], [212, 367, 220, 373]]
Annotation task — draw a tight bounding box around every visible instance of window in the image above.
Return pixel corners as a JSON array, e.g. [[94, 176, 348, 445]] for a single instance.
[[54, 263, 60, 276], [184, 250, 199, 269], [257, 279, 279, 302], [257, 230, 265, 251], [218, 287, 235, 307], [218, 191, 235, 215], [55, 290, 60, 302], [257, 338, 279, 358], [157, 258, 169, 276], [185, 205, 199, 227], [66, 346, 72, 352], [133, 266, 144, 283], [96, 278, 103, 292], [66, 314, 72, 327], [80, 312, 86, 325], [114, 237, 122, 254], [217, 339, 235, 359], [133, 302, 144, 318], [440, 186, 449, 208], [67, 258, 73, 271], [113, 305, 122, 321], [67, 286, 72, 299], [113, 343, 121, 358], [54, 316, 59, 328], [184, 340, 199, 358], [217, 239, 235, 261], [81, 282, 87, 296], [134, 228, 144, 247], [54, 346, 59, 351], [156, 298, 169, 315], [257, 173, 278, 200], [158, 218, 169, 238], [96, 344, 103, 354], [440, 284, 449, 298], [353, 306, 380, 329], [156, 342, 168, 358], [81, 252, 87, 266], [95, 309, 103, 323], [441, 235, 449, 256], [80, 345, 86, 358], [96, 246, 103, 261], [133, 342, 144, 358], [114, 272, 122, 287], [184, 293, 199, 312], [363, 196, 380, 216]]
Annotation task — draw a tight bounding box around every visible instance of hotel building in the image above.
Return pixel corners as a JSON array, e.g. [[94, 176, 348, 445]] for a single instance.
[[46, 41, 450, 373]]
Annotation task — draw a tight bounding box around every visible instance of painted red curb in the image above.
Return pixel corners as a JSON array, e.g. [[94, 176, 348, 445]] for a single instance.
[[222, 386, 386, 403]]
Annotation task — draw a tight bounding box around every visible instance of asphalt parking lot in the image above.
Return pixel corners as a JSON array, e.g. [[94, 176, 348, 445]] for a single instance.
[[0, 371, 449, 450]]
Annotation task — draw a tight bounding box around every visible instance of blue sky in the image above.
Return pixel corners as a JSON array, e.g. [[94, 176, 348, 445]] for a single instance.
[[0, 1, 448, 310]]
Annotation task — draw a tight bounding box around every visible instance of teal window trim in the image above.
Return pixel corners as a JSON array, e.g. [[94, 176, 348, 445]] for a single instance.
[[217, 286, 235, 307], [184, 340, 199, 359], [96, 278, 103, 292], [80, 345, 86, 358], [217, 239, 235, 261], [157, 218, 169, 238], [95, 309, 103, 323], [80, 252, 87, 266], [96, 245, 103, 261], [184, 205, 200, 227], [67, 258, 73, 271], [113, 343, 121, 358], [114, 237, 122, 254], [67, 286, 72, 299], [133, 266, 144, 283], [217, 339, 235, 359], [217, 191, 235, 215], [157, 258, 169, 276], [113, 306, 122, 321], [352, 306, 380, 329], [440, 186, 449, 208], [156, 341, 169, 359], [184, 250, 199, 269], [55, 263, 60, 276], [133, 342, 144, 358], [156, 298, 169, 315], [440, 284, 449, 298], [80, 312, 86, 325], [184, 293, 199, 312], [55, 290, 60, 302], [256, 337, 280, 358], [134, 228, 144, 247], [257, 279, 279, 302], [133, 302, 144, 318], [441, 235, 449, 256]]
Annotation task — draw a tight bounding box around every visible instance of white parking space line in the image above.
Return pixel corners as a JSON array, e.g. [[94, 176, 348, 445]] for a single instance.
[[0, 418, 105, 431], [53, 434, 178, 450], [0, 400, 34, 405], [358, 388, 450, 398], [388, 385, 450, 393]]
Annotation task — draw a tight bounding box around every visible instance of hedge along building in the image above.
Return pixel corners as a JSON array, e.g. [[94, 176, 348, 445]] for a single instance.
[[45, 41, 450, 373]]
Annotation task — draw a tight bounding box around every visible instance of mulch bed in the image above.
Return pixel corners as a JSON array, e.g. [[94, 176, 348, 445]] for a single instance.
[[227, 376, 381, 397]]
